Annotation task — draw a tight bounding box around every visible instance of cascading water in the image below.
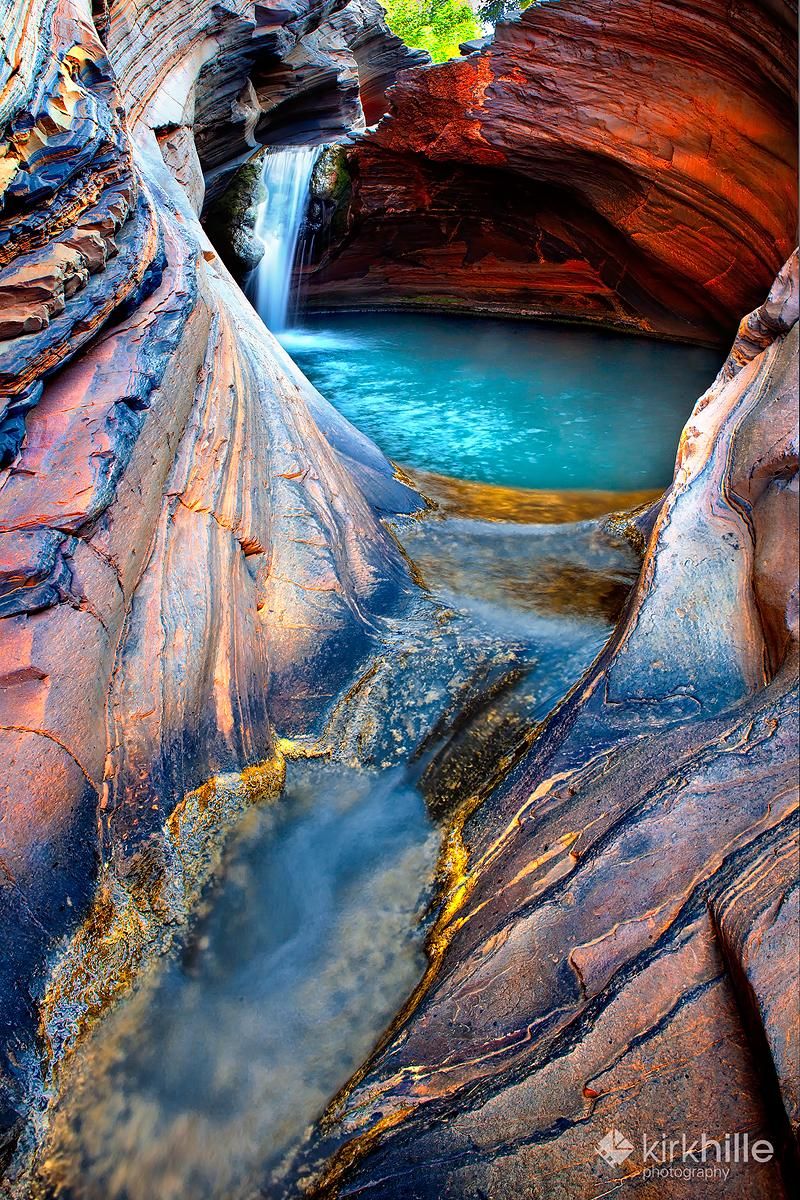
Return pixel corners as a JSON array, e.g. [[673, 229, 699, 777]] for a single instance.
[[248, 145, 320, 333]]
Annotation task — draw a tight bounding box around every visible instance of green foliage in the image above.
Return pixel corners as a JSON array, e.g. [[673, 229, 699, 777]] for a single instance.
[[477, 0, 535, 23], [383, 0, 481, 62]]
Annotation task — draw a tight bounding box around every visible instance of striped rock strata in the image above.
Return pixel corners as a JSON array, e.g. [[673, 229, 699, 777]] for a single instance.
[[301, 0, 798, 345], [288, 256, 800, 1199], [0, 0, 798, 1194], [0, 0, 421, 1158], [192, 0, 428, 204]]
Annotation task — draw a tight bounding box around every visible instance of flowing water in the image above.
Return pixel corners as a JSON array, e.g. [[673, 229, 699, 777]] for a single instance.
[[281, 315, 721, 491], [38, 498, 646, 1198], [37, 151, 723, 1199], [41, 765, 439, 1199], [248, 147, 320, 332], [39, 530, 639, 1198]]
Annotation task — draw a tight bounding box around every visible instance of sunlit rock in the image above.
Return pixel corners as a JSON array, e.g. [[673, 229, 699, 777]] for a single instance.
[[0, 0, 796, 1194], [0, 0, 422, 1161], [302, 0, 798, 344]]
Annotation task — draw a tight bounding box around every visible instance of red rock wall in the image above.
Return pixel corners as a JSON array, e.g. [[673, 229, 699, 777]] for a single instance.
[[0, 0, 420, 1144], [0, 0, 797, 1185], [303, 0, 798, 344], [291, 255, 800, 1200]]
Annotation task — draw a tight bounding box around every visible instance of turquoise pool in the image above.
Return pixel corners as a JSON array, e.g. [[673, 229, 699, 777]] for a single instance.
[[281, 314, 721, 491]]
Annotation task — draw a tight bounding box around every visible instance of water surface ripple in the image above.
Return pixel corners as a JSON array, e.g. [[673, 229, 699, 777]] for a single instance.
[[281, 314, 720, 490]]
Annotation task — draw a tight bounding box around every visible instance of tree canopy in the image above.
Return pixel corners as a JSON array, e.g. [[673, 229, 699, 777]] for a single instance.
[[383, 0, 481, 62], [477, 0, 533, 21]]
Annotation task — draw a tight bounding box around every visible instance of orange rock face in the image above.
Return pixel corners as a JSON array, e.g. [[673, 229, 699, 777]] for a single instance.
[[287, 255, 800, 1200], [0, 0, 421, 1151], [0, 0, 797, 1193], [303, 0, 798, 344]]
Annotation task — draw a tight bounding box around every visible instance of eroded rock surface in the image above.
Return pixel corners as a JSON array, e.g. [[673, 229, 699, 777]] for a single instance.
[[0, 0, 422, 1158], [0, 0, 797, 1194], [302, 0, 798, 344], [192, 0, 428, 204], [287, 258, 800, 1198]]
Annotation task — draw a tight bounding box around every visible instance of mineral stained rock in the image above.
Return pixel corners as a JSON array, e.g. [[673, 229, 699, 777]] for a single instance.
[[0, 0, 421, 1152], [302, 0, 798, 344], [289, 257, 800, 1198], [0, 0, 798, 1195]]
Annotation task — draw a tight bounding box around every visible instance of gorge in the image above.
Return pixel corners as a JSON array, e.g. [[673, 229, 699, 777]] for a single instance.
[[0, 1, 797, 1198]]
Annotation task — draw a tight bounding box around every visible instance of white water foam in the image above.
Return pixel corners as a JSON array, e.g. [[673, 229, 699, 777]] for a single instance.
[[248, 146, 320, 333]]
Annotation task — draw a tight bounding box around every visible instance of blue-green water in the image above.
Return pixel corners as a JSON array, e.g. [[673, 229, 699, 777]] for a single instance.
[[281, 315, 721, 491], [43, 765, 439, 1199]]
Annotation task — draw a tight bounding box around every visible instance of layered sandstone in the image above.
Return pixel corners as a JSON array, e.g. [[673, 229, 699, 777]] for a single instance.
[[288, 255, 800, 1200], [193, 0, 428, 204], [198, 0, 428, 275], [301, 0, 798, 344], [0, 0, 797, 1193], [0, 0, 421, 1158]]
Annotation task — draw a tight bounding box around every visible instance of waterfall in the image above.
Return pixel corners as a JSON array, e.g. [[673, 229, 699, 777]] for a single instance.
[[248, 146, 320, 333]]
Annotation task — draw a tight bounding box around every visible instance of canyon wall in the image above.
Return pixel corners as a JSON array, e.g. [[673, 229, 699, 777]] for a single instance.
[[0, 0, 797, 1191], [192, 0, 428, 205], [292, 253, 800, 1200], [302, 0, 798, 344], [0, 0, 421, 1158]]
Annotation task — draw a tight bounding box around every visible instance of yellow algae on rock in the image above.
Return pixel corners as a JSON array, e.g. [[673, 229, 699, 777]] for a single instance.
[[40, 751, 286, 1085]]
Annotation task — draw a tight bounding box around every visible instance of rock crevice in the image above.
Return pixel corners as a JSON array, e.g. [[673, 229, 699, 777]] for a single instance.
[[0, 1, 797, 1194]]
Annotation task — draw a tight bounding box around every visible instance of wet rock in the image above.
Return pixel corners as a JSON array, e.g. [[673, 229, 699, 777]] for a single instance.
[[306, 144, 354, 245], [203, 153, 267, 277], [287, 257, 800, 1199], [0, 0, 423, 1155], [0, 0, 796, 1194]]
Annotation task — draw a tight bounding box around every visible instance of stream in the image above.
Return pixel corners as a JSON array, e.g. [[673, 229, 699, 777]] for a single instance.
[[33, 144, 720, 1200]]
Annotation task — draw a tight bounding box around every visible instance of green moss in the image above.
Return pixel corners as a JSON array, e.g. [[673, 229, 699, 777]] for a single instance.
[[311, 145, 354, 242], [331, 160, 352, 205], [312, 146, 352, 201], [208, 159, 263, 229], [203, 153, 267, 277]]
